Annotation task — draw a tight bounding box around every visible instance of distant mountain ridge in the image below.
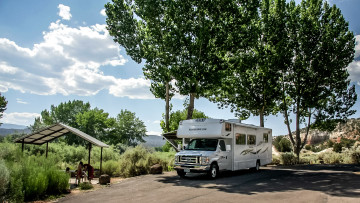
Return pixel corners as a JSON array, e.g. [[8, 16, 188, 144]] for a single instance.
[[1, 123, 28, 130]]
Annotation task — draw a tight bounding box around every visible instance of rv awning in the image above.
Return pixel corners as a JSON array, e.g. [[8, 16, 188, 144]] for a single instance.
[[14, 123, 109, 148]]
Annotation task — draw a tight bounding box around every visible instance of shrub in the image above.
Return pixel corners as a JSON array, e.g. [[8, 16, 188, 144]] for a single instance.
[[327, 140, 334, 148], [5, 155, 69, 202], [322, 152, 342, 164], [333, 143, 342, 153], [102, 160, 121, 177], [340, 138, 355, 149], [79, 182, 93, 190], [271, 156, 281, 165], [273, 136, 292, 152], [351, 150, 360, 164], [0, 159, 9, 201], [305, 145, 311, 150], [280, 153, 297, 165]]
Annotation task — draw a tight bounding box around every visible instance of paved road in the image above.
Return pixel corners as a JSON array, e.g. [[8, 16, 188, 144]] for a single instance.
[[58, 165, 360, 203]]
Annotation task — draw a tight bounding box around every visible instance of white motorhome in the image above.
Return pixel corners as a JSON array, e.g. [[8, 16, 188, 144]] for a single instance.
[[173, 118, 272, 178]]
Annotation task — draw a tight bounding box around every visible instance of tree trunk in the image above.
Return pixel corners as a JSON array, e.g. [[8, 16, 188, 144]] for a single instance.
[[165, 82, 170, 132], [259, 108, 264, 127], [186, 93, 195, 120], [295, 102, 301, 162]]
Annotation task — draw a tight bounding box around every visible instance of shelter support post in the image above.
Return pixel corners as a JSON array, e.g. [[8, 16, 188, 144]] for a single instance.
[[100, 147, 103, 175], [46, 142, 48, 158], [88, 142, 92, 165]]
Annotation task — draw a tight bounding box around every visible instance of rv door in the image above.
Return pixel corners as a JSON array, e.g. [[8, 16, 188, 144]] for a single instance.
[[217, 140, 231, 170]]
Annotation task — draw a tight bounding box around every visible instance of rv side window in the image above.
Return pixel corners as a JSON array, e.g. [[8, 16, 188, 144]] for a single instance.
[[225, 123, 231, 131], [248, 135, 256, 145], [263, 133, 269, 143], [236, 133, 246, 145]]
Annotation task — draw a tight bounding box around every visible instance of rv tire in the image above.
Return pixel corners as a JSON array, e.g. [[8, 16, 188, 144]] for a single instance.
[[255, 160, 260, 171], [208, 163, 219, 179], [177, 170, 186, 178]]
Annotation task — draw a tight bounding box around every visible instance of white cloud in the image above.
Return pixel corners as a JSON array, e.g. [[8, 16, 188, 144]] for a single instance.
[[347, 60, 360, 84], [347, 35, 360, 85], [355, 35, 360, 59], [1, 112, 40, 126], [0, 19, 154, 99], [16, 98, 28, 104], [153, 120, 161, 124], [58, 4, 72, 20], [146, 131, 162, 136], [100, 9, 106, 17]]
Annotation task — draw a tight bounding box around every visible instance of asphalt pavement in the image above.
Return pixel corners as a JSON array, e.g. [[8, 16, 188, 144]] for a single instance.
[[58, 165, 360, 203]]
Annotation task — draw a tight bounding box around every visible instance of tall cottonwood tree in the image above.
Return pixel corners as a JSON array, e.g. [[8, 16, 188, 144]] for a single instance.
[[207, 0, 289, 127], [105, 0, 260, 120], [281, 0, 356, 158]]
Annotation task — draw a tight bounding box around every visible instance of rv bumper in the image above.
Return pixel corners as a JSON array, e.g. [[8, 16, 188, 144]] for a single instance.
[[174, 164, 210, 173]]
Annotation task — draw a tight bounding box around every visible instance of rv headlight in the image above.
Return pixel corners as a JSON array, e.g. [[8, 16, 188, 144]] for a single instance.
[[201, 156, 210, 164], [175, 155, 179, 163]]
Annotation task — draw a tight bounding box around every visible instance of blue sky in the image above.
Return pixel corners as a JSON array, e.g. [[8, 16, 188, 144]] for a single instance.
[[0, 0, 359, 136]]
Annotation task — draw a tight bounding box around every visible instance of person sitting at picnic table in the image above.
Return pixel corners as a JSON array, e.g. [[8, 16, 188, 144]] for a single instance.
[[76, 161, 84, 185], [84, 163, 94, 183]]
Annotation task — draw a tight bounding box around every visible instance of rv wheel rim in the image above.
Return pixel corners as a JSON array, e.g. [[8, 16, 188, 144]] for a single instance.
[[211, 167, 216, 177]]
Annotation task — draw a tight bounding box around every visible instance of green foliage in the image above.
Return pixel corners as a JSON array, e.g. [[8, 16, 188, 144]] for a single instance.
[[282, 0, 356, 159], [0, 92, 7, 125], [322, 152, 342, 164], [273, 136, 292, 152], [79, 182, 93, 190], [105, 0, 260, 120], [30, 100, 147, 147], [160, 108, 208, 133], [340, 138, 356, 149], [280, 153, 297, 165], [351, 150, 360, 164], [108, 109, 147, 146], [0, 159, 9, 201], [117, 146, 174, 178], [305, 145, 311, 150], [271, 155, 281, 165], [102, 160, 121, 177], [162, 141, 172, 152], [3, 154, 69, 202], [327, 140, 334, 148], [333, 143, 343, 153]]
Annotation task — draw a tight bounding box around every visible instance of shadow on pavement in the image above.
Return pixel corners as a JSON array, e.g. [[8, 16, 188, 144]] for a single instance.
[[157, 164, 360, 197]]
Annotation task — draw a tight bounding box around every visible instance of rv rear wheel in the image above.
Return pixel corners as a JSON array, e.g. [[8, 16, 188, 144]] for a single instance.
[[208, 163, 219, 179], [255, 160, 260, 171], [177, 170, 186, 178]]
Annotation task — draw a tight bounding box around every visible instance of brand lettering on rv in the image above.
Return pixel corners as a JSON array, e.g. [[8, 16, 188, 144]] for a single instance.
[[189, 128, 207, 131]]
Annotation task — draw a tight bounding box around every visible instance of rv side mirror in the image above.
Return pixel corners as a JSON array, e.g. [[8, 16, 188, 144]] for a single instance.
[[226, 145, 231, 151], [177, 144, 182, 150]]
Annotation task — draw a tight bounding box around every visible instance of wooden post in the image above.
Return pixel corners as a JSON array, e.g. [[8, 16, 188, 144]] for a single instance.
[[88, 143, 92, 165], [100, 147, 103, 175], [46, 142, 48, 158], [22, 139, 24, 152]]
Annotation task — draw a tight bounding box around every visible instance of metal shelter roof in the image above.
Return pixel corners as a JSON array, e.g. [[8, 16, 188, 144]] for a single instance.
[[14, 123, 109, 148]]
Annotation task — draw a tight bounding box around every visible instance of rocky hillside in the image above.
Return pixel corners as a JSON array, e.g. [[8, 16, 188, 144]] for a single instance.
[[299, 118, 360, 145]]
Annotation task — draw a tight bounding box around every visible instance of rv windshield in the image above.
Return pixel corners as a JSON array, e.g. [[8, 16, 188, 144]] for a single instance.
[[186, 139, 218, 151]]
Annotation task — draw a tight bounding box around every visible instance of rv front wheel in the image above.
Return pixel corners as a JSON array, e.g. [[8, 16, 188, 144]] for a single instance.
[[208, 163, 219, 179], [177, 170, 186, 178]]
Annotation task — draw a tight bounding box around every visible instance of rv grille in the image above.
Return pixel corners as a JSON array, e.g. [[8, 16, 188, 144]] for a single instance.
[[179, 156, 198, 164]]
